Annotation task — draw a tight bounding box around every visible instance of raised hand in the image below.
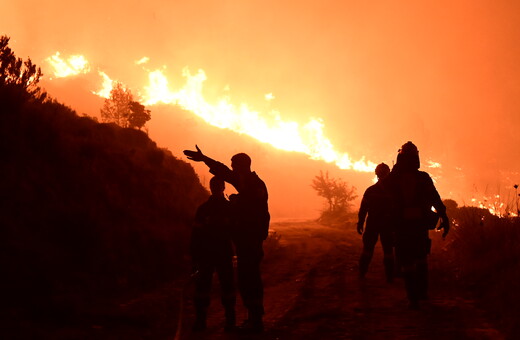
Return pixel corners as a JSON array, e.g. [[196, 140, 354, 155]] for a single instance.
[[183, 145, 205, 162]]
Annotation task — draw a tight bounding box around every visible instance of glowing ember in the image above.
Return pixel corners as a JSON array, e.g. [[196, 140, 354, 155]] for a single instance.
[[428, 160, 442, 168], [136, 57, 150, 65], [470, 193, 519, 217], [45, 52, 90, 78]]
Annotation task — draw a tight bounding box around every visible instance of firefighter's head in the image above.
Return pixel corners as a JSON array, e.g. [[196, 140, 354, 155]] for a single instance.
[[396, 141, 420, 170], [209, 176, 225, 195], [231, 153, 251, 174], [375, 162, 390, 180]]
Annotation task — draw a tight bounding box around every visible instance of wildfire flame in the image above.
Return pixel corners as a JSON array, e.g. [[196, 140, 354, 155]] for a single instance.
[[93, 71, 115, 98], [45, 52, 90, 79], [46, 54, 378, 172]]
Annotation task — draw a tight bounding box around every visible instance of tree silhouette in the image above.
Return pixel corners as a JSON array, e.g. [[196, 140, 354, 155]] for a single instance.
[[100, 83, 151, 129], [0, 35, 45, 100], [312, 171, 357, 220], [100, 82, 133, 127], [128, 101, 151, 130]]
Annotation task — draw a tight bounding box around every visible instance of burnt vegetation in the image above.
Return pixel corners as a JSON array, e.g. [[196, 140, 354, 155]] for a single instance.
[[0, 36, 207, 317]]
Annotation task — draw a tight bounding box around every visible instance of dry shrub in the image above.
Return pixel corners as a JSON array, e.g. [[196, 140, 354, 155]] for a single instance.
[[446, 206, 520, 337], [263, 230, 283, 263]]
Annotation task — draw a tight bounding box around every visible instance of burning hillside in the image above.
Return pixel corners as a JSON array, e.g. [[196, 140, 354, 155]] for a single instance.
[[45, 52, 378, 173]]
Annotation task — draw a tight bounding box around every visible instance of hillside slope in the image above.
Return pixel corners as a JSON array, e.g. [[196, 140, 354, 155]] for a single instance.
[[0, 82, 208, 314]]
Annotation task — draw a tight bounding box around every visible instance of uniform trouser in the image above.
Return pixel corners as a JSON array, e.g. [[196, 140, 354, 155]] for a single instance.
[[234, 237, 264, 318], [194, 256, 236, 313], [359, 226, 395, 280], [395, 223, 430, 302]]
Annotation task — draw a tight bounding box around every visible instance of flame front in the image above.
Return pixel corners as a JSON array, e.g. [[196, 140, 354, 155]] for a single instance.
[[46, 54, 377, 172], [141, 67, 376, 172], [93, 71, 115, 98], [46, 52, 90, 78]]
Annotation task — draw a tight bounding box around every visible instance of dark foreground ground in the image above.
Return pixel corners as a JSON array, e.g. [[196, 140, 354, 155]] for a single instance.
[[3, 221, 505, 339]]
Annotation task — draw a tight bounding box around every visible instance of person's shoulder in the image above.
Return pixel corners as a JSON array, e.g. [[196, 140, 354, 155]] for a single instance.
[[365, 183, 379, 194], [208, 195, 230, 205], [417, 170, 433, 179], [251, 171, 262, 179], [250, 171, 267, 185], [196, 199, 210, 217], [198, 197, 211, 207], [416, 171, 435, 186]]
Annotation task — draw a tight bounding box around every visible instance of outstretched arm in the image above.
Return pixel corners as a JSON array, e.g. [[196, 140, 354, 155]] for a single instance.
[[183, 145, 222, 168], [183, 145, 235, 185], [184, 145, 210, 163]]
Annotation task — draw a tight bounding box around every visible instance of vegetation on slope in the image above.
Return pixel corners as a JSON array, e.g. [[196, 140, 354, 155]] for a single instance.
[[0, 36, 208, 315]]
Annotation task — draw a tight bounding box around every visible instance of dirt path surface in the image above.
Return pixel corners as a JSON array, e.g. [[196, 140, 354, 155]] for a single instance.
[[9, 221, 505, 339], [183, 221, 504, 340]]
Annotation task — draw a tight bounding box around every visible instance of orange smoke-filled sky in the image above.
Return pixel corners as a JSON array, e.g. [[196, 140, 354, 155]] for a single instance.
[[2, 0, 520, 213]]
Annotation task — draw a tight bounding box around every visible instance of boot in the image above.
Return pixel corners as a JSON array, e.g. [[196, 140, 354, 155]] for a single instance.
[[239, 310, 264, 333], [192, 308, 207, 331], [224, 307, 236, 332], [403, 269, 419, 308], [384, 256, 395, 283], [416, 261, 429, 300], [359, 253, 372, 279], [408, 299, 420, 310]]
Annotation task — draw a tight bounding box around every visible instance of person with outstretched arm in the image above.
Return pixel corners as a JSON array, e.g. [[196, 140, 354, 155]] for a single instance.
[[184, 145, 270, 333]]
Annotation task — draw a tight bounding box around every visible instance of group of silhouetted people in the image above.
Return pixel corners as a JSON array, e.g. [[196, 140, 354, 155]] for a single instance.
[[356, 141, 449, 309], [183, 140, 449, 333], [184, 146, 270, 333]]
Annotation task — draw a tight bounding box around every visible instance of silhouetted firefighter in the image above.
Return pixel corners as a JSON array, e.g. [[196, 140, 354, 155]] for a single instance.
[[190, 176, 236, 331], [385, 141, 449, 309], [357, 163, 395, 282], [184, 146, 270, 333]]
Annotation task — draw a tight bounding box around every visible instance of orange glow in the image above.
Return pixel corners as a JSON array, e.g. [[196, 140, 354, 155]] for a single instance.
[[141, 67, 377, 172], [45, 52, 90, 79], [5, 0, 520, 220], [140, 67, 378, 171], [47, 55, 377, 173]]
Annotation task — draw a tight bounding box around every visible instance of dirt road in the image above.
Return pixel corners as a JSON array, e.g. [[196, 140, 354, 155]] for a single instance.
[[12, 220, 504, 339], [187, 220, 504, 340]]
